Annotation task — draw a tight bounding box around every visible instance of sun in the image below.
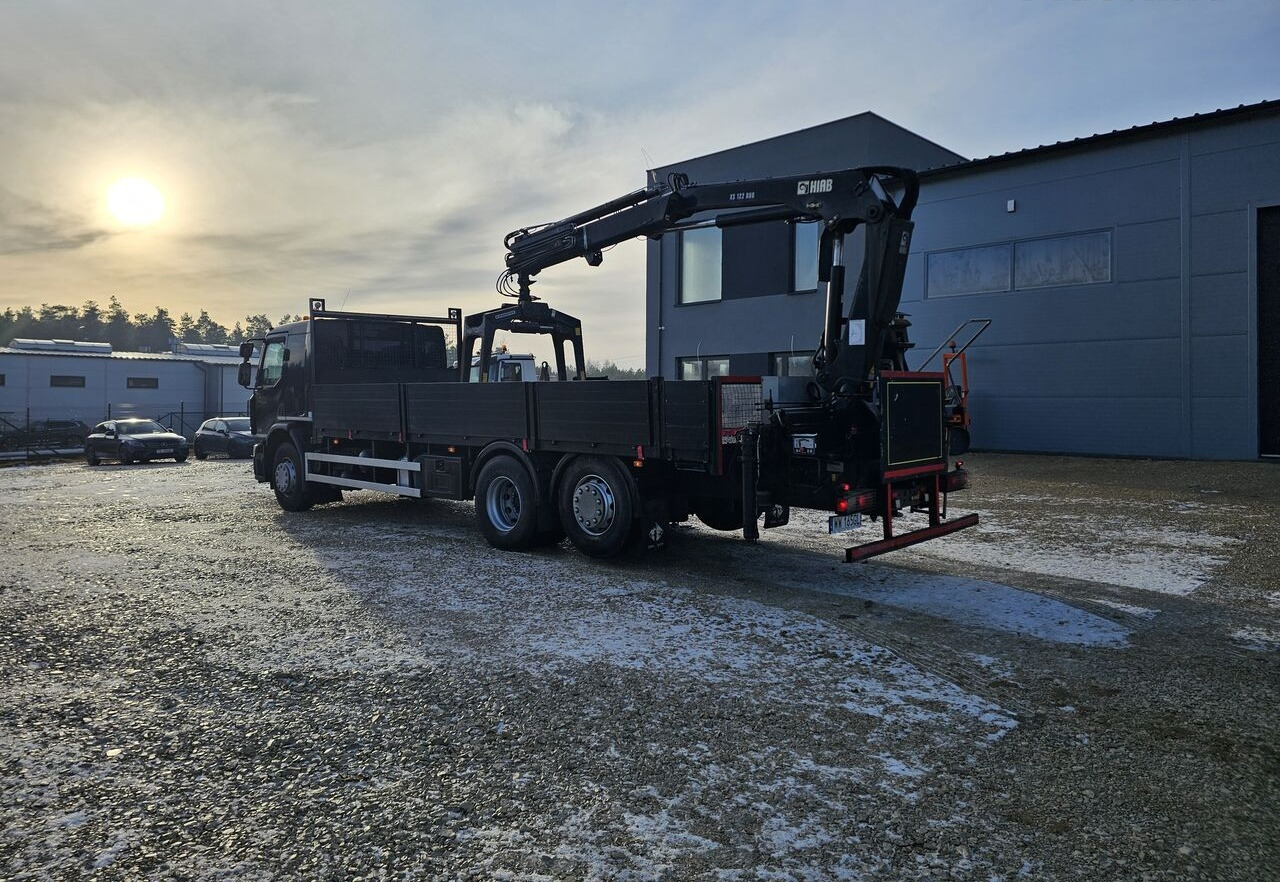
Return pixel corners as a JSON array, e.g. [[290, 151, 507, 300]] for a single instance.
[[107, 177, 165, 226]]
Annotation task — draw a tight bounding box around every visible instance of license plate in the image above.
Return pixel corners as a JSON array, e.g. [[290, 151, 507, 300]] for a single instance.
[[155, 448, 172, 454], [828, 513, 862, 534]]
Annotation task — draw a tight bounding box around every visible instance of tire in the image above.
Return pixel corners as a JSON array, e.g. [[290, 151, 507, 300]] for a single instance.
[[474, 456, 540, 550], [948, 426, 971, 456], [475, 457, 540, 549], [271, 442, 313, 512], [694, 499, 744, 531], [174, 454, 188, 463], [85, 447, 100, 466], [557, 456, 638, 558], [194, 444, 208, 460]]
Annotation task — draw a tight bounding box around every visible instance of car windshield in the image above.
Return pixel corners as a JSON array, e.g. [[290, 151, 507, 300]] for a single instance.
[[225, 418, 252, 432], [117, 420, 167, 435]]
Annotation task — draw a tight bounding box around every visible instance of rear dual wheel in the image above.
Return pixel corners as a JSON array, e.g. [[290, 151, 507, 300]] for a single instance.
[[558, 457, 638, 558]]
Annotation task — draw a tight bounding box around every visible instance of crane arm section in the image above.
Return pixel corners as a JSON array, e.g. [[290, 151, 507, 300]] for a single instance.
[[501, 166, 920, 391]]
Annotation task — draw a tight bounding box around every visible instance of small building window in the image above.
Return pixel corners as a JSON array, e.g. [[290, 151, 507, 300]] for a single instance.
[[771, 352, 815, 377], [677, 355, 730, 380], [1014, 230, 1111, 289], [926, 244, 1012, 298], [50, 375, 86, 388], [0, 373, 5, 386], [127, 377, 159, 389], [679, 227, 722, 304], [793, 222, 820, 292]]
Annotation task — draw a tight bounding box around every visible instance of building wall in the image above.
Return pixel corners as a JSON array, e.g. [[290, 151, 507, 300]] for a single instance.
[[647, 108, 1280, 460], [907, 113, 1280, 459], [0, 353, 217, 426], [646, 114, 964, 381]]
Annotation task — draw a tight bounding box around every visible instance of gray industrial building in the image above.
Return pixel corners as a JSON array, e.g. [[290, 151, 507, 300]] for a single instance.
[[0, 339, 247, 438], [645, 100, 1280, 460]]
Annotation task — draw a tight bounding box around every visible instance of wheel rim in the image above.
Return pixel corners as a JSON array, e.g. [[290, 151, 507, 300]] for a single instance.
[[485, 476, 523, 533], [275, 458, 297, 496], [571, 475, 616, 536]]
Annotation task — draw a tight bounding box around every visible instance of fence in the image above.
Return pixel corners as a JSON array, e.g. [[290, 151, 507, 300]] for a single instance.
[[0, 404, 247, 460]]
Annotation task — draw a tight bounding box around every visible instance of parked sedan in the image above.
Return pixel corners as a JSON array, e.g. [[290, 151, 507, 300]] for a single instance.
[[0, 419, 91, 451], [85, 419, 189, 465], [193, 417, 255, 459]]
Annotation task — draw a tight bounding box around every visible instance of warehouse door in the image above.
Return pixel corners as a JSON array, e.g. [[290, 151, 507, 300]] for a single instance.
[[1261, 207, 1280, 457]]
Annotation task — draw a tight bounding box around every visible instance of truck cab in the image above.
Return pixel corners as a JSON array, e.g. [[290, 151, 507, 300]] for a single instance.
[[468, 352, 540, 383]]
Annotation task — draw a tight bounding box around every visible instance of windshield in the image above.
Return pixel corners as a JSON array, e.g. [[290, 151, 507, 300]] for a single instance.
[[117, 420, 167, 435], [225, 418, 252, 432]]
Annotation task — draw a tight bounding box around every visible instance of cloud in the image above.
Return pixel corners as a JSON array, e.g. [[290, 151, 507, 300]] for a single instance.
[[0, 0, 1276, 361]]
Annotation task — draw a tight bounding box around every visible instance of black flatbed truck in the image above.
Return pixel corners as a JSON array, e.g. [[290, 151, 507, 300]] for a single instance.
[[239, 165, 977, 561]]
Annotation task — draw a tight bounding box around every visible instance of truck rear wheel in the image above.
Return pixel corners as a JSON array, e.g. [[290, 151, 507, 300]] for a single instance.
[[475, 456, 539, 550], [558, 457, 637, 558], [272, 442, 313, 512]]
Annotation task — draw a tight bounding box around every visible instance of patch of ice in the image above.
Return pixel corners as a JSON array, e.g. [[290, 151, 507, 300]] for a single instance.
[[1231, 627, 1280, 652], [93, 834, 129, 869], [741, 551, 1131, 647], [1089, 598, 1160, 619]]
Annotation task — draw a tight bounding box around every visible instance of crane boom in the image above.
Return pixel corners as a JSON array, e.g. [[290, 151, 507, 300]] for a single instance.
[[502, 166, 920, 393]]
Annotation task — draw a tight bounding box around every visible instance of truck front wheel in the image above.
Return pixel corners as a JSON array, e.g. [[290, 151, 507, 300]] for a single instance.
[[475, 457, 540, 550], [272, 442, 313, 512], [558, 457, 638, 558]]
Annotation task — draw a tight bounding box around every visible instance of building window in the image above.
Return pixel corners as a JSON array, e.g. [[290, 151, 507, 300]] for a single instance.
[[927, 230, 1114, 297], [50, 375, 86, 388], [0, 374, 5, 386], [677, 356, 730, 380], [793, 222, 820, 292], [679, 227, 722, 304], [772, 352, 815, 377], [926, 243, 1012, 297], [127, 377, 159, 389], [1014, 230, 1111, 289]]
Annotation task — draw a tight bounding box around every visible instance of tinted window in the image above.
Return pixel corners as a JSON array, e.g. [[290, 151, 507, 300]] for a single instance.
[[680, 228, 722, 304], [772, 352, 815, 377], [127, 377, 159, 389], [50, 375, 86, 387], [261, 340, 286, 385], [794, 222, 820, 292], [117, 420, 166, 434], [225, 418, 251, 432], [927, 244, 1012, 298], [1014, 231, 1112, 289]]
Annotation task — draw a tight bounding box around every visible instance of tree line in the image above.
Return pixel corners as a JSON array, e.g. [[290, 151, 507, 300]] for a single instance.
[[0, 299, 299, 352], [0, 299, 650, 379]]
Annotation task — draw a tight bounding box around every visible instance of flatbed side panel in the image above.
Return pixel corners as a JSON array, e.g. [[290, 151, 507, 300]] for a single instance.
[[661, 380, 713, 465], [404, 382, 529, 442], [314, 382, 402, 438], [533, 381, 655, 456]]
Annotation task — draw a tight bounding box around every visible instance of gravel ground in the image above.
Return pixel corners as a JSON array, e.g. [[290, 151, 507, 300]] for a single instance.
[[1, 453, 1276, 880]]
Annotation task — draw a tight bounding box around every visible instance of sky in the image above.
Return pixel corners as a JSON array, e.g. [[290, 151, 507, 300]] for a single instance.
[[1, 1, 1277, 366]]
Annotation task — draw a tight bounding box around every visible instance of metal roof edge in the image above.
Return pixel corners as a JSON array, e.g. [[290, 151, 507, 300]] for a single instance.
[[919, 98, 1280, 179]]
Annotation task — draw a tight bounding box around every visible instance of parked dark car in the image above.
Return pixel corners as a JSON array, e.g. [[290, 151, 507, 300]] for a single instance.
[[0, 418, 91, 451], [193, 417, 255, 459], [85, 419, 189, 465]]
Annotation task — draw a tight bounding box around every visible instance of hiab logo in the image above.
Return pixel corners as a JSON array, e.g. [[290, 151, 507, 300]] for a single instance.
[[796, 179, 833, 196]]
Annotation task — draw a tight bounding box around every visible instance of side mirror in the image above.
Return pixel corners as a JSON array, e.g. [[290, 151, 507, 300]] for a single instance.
[[237, 362, 254, 388], [105, 429, 116, 438], [239, 341, 256, 359]]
